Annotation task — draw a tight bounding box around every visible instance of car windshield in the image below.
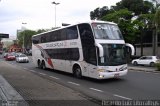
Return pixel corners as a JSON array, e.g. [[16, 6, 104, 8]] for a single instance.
[[98, 44, 127, 66], [92, 23, 123, 40], [19, 54, 27, 57]]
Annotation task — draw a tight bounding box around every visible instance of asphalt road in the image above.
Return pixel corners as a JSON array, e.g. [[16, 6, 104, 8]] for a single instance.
[[1, 56, 160, 101]]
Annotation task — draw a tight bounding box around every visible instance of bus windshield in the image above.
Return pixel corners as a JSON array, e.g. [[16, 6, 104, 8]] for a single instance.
[[92, 23, 123, 40], [98, 44, 127, 66]]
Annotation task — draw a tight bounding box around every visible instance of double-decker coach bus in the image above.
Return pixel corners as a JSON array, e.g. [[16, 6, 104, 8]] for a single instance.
[[32, 20, 134, 79]]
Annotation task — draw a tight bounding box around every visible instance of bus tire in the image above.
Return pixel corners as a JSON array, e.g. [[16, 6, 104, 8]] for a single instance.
[[37, 60, 41, 68], [73, 66, 82, 79], [41, 61, 46, 70]]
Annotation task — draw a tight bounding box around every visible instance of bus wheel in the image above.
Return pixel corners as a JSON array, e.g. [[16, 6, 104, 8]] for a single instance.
[[41, 61, 46, 70], [73, 66, 82, 78], [37, 60, 41, 68]]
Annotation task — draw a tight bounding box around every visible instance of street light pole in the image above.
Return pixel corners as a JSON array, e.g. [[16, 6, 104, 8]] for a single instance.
[[22, 22, 27, 53], [52, 1, 60, 27]]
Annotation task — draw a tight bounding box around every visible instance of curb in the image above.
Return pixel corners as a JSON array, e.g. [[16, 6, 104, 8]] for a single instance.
[[0, 75, 28, 106], [128, 67, 160, 73]]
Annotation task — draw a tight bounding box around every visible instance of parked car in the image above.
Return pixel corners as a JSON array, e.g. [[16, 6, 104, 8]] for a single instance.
[[0, 50, 3, 54], [3, 52, 8, 58], [131, 56, 160, 67], [16, 54, 29, 63], [15, 52, 22, 57], [5, 54, 16, 61]]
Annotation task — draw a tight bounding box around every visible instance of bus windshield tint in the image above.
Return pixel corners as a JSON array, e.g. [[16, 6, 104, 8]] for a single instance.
[[98, 44, 127, 66], [92, 23, 123, 40]]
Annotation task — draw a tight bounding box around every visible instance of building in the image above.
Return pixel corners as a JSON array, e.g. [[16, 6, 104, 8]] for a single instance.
[[0, 42, 3, 54], [8, 43, 22, 52], [134, 31, 160, 56]]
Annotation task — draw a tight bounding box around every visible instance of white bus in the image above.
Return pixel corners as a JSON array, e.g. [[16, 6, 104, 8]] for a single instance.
[[32, 20, 134, 79]]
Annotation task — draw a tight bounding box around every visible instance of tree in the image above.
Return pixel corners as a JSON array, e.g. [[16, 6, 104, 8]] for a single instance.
[[90, 6, 110, 20], [136, 14, 154, 56], [90, 0, 156, 56], [17, 30, 37, 50], [111, 0, 154, 15], [36, 29, 47, 34], [2, 40, 13, 51], [152, 6, 160, 55], [101, 9, 139, 43]]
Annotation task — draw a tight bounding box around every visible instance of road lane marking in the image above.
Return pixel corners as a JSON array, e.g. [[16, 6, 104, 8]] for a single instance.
[[129, 70, 142, 72], [68, 81, 80, 86], [145, 72, 151, 73], [23, 68, 28, 70], [89, 88, 103, 92], [49, 76, 60, 79], [29, 70, 36, 73], [113, 94, 132, 100], [154, 72, 160, 74], [39, 73, 46, 76]]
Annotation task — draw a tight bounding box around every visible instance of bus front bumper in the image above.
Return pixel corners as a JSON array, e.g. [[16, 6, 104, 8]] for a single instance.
[[98, 70, 128, 79]]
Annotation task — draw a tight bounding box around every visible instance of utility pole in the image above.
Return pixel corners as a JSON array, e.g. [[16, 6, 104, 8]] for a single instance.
[[22, 22, 27, 53], [52, 1, 60, 27]]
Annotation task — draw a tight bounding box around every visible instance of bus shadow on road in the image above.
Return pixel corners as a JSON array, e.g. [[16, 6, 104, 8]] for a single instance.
[[44, 68, 126, 84], [82, 77, 126, 84]]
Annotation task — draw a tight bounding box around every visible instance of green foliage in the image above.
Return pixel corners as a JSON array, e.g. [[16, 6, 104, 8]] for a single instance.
[[37, 29, 47, 34], [17, 28, 48, 50], [90, 6, 110, 20], [101, 9, 139, 43], [154, 7, 160, 28], [90, 0, 156, 46], [113, 0, 154, 15], [101, 9, 133, 23], [17, 30, 37, 49], [138, 14, 155, 29], [155, 63, 160, 71]]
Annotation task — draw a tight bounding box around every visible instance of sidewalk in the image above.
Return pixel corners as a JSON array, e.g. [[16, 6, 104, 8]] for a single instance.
[[0, 61, 100, 106], [0, 75, 28, 106], [128, 65, 160, 73]]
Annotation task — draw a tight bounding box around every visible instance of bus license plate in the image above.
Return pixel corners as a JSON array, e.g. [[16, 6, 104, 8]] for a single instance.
[[114, 73, 119, 77]]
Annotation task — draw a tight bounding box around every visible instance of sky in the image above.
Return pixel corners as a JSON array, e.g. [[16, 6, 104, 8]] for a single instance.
[[0, 0, 121, 40]]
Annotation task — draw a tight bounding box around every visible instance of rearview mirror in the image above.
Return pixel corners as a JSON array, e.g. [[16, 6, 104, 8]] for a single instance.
[[95, 43, 103, 57], [125, 43, 135, 56]]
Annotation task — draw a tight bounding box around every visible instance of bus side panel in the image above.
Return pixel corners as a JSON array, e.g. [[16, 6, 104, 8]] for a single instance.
[[65, 60, 74, 73], [32, 45, 41, 67], [52, 59, 66, 71]]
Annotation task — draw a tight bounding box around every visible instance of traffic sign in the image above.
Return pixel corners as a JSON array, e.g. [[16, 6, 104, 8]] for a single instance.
[[0, 33, 9, 38]]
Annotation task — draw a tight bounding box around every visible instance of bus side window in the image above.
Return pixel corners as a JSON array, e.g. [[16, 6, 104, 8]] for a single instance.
[[50, 31, 56, 41], [32, 36, 40, 44], [61, 29, 67, 40], [41, 35, 46, 43], [66, 26, 78, 40], [78, 24, 94, 46], [46, 32, 52, 42], [78, 24, 96, 65]]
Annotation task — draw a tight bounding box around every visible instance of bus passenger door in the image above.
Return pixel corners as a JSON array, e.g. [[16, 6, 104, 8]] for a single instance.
[[82, 47, 97, 77], [78, 23, 97, 77]]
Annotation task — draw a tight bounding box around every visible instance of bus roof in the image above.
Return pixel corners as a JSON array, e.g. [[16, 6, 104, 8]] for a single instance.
[[32, 20, 117, 37]]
